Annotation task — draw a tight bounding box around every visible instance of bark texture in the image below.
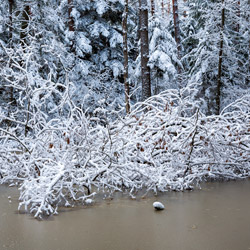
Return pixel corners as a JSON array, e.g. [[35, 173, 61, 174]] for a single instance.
[[235, 1, 240, 32], [139, 0, 151, 101], [150, 0, 155, 17], [68, 0, 75, 32], [9, 0, 14, 41], [172, 0, 181, 58], [216, 0, 225, 115], [122, 0, 130, 113], [167, 0, 171, 16], [161, 0, 165, 17]]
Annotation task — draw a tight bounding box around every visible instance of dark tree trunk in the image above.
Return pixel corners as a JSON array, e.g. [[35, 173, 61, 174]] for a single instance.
[[216, 0, 225, 115], [68, 0, 75, 52], [139, 0, 151, 101], [8, 0, 14, 107], [172, 0, 181, 58], [122, 0, 130, 113], [20, 5, 30, 47], [150, 0, 155, 17], [68, 0, 74, 32], [247, 40, 250, 86], [235, 1, 240, 32], [9, 0, 14, 41]]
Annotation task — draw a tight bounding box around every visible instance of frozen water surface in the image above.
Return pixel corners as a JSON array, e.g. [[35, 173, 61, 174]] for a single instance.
[[0, 180, 250, 250]]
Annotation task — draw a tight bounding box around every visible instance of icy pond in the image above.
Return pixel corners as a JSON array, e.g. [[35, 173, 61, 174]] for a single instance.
[[1, 180, 250, 250]]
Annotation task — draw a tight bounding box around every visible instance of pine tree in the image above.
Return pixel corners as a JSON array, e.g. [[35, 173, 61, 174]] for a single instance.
[[148, 15, 179, 94], [184, 0, 249, 114]]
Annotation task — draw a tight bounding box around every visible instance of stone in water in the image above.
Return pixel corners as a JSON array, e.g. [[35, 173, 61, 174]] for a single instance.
[[153, 201, 165, 210], [85, 199, 93, 204]]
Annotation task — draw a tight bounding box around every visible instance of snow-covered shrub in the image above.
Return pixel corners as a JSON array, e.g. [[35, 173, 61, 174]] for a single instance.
[[1, 90, 249, 218], [110, 91, 250, 193]]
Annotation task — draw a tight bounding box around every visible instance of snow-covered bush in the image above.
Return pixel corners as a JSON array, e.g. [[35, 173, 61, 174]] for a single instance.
[[1, 90, 249, 218]]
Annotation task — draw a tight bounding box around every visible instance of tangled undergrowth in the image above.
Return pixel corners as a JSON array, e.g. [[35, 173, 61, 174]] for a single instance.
[[0, 91, 249, 218]]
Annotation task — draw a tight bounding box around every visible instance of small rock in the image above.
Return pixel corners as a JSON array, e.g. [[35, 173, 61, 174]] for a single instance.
[[85, 199, 93, 204], [153, 201, 165, 210]]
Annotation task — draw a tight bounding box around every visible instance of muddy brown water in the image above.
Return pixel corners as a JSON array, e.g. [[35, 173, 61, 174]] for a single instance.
[[1, 180, 250, 250]]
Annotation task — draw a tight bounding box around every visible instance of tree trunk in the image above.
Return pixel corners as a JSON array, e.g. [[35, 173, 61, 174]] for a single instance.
[[161, 0, 165, 17], [9, 0, 14, 41], [150, 0, 155, 17], [247, 39, 250, 86], [216, 0, 225, 115], [122, 0, 130, 114], [167, 0, 171, 16], [20, 5, 30, 47], [183, 0, 187, 18], [235, 1, 240, 32], [68, 0, 74, 32], [8, 0, 14, 106], [172, 0, 181, 58], [139, 0, 151, 101]]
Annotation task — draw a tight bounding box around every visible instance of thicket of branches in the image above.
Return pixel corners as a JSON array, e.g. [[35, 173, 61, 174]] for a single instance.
[[0, 88, 249, 217]]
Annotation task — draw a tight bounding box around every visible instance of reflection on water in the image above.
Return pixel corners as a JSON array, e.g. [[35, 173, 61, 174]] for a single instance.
[[1, 180, 250, 250]]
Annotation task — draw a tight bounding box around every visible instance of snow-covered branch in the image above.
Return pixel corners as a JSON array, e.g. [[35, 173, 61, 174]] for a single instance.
[[1, 90, 249, 218]]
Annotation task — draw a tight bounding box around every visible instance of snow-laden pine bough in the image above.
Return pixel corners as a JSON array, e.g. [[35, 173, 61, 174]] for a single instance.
[[0, 91, 249, 218]]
